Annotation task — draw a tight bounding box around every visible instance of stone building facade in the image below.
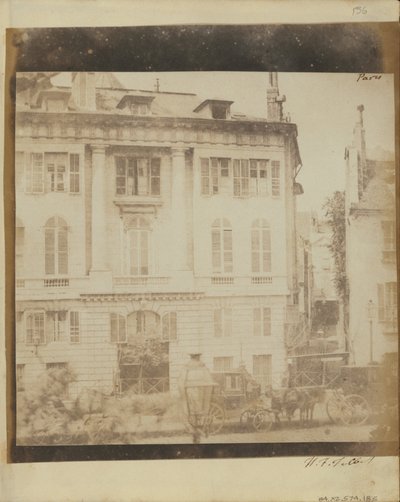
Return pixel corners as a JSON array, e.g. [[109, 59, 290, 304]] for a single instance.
[[15, 72, 302, 398], [345, 105, 397, 367]]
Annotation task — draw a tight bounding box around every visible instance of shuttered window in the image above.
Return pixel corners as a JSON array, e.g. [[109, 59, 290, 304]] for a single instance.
[[251, 219, 271, 273], [214, 308, 232, 337], [211, 219, 233, 274], [253, 307, 271, 336], [110, 313, 127, 343], [44, 217, 68, 275]]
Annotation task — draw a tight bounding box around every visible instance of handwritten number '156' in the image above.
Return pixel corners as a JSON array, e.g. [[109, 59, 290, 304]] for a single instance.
[[353, 6, 367, 15]]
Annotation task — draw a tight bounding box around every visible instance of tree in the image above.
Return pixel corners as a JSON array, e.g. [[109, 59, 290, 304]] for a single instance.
[[323, 191, 349, 333]]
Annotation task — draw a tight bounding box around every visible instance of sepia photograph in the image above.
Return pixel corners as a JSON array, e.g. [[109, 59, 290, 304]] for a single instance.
[[13, 69, 397, 448]]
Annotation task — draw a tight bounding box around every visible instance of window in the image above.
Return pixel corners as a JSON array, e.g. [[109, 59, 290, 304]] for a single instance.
[[382, 221, 395, 262], [26, 311, 45, 345], [200, 158, 230, 195], [253, 354, 272, 390], [45, 217, 68, 275], [271, 161, 281, 196], [125, 217, 151, 276], [45, 153, 68, 192], [162, 312, 177, 341], [69, 154, 80, 193], [70, 311, 80, 343], [378, 283, 397, 328], [211, 219, 233, 274], [16, 364, 25, 391], [110, 313, 127, 343], [251, 219, 271, 274], [46, 311, 67, 342], [249, 160, 268, 195], [129, 102, 150, 115], [213, 356, 233, 372], [16, 221, 24, 276], [214, 308, 232, 337], [25, 153, 44, 193], [25, 152, 79, 193], [211, 104, 228, 119], [253, 307, 271, 336], [233, 159, 249, 196], [115, 157, 160, 196]]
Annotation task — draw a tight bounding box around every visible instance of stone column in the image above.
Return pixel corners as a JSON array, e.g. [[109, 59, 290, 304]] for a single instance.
[[91, 145, 108, 271], [171, 147, 188, 273]]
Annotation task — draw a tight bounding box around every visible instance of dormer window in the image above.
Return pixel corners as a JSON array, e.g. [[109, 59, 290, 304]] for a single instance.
[[193, 99, 233, 120], [117, 95, 154, 115], [36, 90, 71, 112]]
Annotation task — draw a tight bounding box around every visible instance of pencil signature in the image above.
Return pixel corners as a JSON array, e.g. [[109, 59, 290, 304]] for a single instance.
[[304, 456, 375, 468]]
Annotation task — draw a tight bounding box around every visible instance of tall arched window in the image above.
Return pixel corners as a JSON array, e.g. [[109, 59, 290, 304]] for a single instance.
[[45, 217, 68, 275], [251, 219, 271, 273], [125, 216, 151, 276], [211, 219, 233, 274]]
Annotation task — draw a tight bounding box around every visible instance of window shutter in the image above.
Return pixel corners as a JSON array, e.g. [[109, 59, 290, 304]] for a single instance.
[[377, 284, 385, 321], [224, 308, 232, 336], [253, 308, 261, 336], [45, 228, 55, 275], [58, 227, 68, 275], [170, 312, 177, 340], [211, 229, 221, 273], [110, 313, 118, 343], [214, 310, 222, 337], [263, 307, 271, 336], [200, 158, 210, 195], [150, 158, 161, 195]]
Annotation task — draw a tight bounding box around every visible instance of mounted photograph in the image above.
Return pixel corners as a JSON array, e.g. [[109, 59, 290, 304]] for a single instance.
[[14, 71, 397, 446]]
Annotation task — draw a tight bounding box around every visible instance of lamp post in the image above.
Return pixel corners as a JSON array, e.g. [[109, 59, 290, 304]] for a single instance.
[[180, 353, 216, 444], [367, 300, 376, 365]]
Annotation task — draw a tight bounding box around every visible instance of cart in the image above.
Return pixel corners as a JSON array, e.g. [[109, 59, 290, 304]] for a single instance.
[[325, 363, 397, 426]]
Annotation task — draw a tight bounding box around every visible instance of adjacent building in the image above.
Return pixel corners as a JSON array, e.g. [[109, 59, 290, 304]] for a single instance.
[[15, 72, 303, 398], [345, 105, 397, 368]]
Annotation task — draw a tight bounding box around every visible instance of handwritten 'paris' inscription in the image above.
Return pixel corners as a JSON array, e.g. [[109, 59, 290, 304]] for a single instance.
[[357, 73, 382, 82]]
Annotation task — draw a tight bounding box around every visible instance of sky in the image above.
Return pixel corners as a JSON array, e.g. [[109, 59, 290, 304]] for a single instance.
[[53, 71, 395, 215]]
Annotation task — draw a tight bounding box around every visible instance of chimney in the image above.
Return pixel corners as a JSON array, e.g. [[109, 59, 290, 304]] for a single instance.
[[71, 72, 96, 111], [345, 105, 367, 210], [267, 72, 286, 121], [353, 104, 367, 198]]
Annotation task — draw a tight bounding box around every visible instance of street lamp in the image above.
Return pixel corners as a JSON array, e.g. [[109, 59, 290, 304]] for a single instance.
[[180, 353, 216, 443], [367, 300, 376, 365]]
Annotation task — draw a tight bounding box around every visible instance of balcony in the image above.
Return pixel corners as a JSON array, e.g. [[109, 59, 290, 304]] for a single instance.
[[113, 276, 170, 286], [251, 276, 272, 285], [211, 276, 234, 285]]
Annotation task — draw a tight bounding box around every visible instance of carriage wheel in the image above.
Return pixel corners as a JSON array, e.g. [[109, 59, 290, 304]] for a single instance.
[[326, 396, 352, 425], [253, 411, 274, 432], [205, 403, 225, 435], [240, 410, 254, 429], [344, 394, 371, 425]]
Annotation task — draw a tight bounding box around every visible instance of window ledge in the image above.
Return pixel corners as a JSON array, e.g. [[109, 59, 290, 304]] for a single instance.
[[113, 197, 163, 215]]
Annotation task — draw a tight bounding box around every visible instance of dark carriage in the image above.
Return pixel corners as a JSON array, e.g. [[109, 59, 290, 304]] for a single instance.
[[202, 369, 276, 433]]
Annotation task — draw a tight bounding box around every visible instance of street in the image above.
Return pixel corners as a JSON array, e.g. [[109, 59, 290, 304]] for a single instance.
[[134, 421, 375, 444]]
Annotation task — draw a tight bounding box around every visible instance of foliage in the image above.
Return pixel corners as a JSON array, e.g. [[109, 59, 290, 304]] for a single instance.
[[17, 367, 77, 442], [323, 191, 349, 305], [323, 190, 349, 338], [120, 337, 169, 368]]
